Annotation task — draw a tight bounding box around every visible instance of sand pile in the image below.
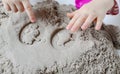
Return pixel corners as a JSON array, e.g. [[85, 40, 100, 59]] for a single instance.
[[0, 0, 120, 74]]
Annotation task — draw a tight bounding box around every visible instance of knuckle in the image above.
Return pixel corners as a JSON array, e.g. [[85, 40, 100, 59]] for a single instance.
[[74, 13, 79, 16], [74, 14, 80, 19], [85, 22, 90, 26], [83, 13, 88, 17], [90, 13, 96, 16]]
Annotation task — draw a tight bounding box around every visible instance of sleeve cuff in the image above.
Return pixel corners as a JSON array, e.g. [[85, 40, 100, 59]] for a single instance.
[[107, 0, 119, 15]]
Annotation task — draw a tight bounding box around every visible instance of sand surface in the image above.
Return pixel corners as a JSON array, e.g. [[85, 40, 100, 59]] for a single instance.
[[0, 0, 120, 74]]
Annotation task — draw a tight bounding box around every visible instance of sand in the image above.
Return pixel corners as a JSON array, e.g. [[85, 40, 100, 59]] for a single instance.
[[0, 0, 120, 74]]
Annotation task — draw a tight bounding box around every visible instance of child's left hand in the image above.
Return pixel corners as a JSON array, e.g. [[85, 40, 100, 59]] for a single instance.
[[66, 0, 114, 32]]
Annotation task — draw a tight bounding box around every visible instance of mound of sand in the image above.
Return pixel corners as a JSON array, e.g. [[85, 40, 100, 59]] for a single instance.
[[0, 0, 120, 74]]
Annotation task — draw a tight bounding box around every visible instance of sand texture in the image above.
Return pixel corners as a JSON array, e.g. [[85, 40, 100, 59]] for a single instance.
[[0, 0, 120, 74]]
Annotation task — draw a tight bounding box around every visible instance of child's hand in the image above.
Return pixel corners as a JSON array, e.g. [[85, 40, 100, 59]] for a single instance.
[[2, 0, 36, 22], [66, 0, 114, 32]]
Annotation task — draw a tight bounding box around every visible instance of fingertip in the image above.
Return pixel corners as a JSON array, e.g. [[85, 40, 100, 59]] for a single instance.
[[67, 13, 70, 15], [22, 0, 36, 22], [29, 13, 36, 22], [95, 20, 103, 30], [71, 26, 78, 32], [71, 29, 75, 32], [81, 25, 87, 31], [66, 25, 72, 30], [27, 10, 36, 22], [31, 17, 36, 22], [67, 15, 80, 31], [67, 13, 71, 16], [66, 26, 69, 30], [71, 29, 77, 32], [95, 26, 101, 30], [67, 13, 73, 19]]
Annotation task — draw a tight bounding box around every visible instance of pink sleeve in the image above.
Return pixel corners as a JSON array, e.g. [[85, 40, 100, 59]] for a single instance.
[[75, 0, 91, 9], [107, 0, 119, 15]]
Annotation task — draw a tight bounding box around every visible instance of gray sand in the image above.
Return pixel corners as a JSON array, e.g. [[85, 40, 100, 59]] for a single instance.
[[0, 0, 120, 74]]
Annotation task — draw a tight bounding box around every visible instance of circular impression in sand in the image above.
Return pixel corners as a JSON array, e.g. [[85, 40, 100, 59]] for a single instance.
[[51, 29, 76, 49], [19, 23, 40, 45]]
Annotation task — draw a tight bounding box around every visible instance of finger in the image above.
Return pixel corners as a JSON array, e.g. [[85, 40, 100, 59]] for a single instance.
[[3, 3, 11, 11], [67, 10, 78, 18], [95, 18, 103, 30], [9, 3, 18, 12], [22, 0, 36, 22], [15, 1, 24, 12], [81, 15, 96, 30], [71, 15, 87, 32], [66, 13, 80, 30]]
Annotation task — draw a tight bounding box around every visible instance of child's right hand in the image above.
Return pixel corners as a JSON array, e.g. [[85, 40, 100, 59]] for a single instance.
[[2, 0, 36, 22], [66, 0, 114, 32]]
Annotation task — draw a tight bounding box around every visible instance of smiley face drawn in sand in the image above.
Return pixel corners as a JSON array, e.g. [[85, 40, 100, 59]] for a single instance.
[[19, 23, 40, 45]]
